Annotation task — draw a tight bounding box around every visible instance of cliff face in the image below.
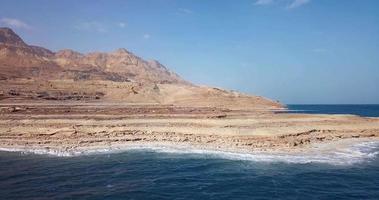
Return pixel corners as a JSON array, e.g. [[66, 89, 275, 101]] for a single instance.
[[0, 28, 185, 84], [0, 27, 282, 109]]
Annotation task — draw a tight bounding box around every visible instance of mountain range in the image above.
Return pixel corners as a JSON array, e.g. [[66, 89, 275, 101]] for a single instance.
[[0, 27, 281, 109]]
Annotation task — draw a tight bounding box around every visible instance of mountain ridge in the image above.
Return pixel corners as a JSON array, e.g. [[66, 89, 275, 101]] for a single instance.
[[0, 27, 282, 109], [0, 27, 186, 84]]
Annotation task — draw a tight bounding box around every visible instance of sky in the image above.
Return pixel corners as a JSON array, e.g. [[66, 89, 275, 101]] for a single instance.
[[0, 0, 378, 104]]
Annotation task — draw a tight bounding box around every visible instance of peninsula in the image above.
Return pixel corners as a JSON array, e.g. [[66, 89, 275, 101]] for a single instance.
[[1, 27, 378, 155]]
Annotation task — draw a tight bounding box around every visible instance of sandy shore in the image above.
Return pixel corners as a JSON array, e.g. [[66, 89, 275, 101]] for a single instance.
[[1, 102, 379, 156]]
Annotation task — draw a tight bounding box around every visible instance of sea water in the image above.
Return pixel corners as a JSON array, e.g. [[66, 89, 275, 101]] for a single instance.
[[1, 105, 379, 199], [286, 104, 379, 117]]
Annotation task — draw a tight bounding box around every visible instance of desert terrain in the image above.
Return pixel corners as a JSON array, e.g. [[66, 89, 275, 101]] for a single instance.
[[0, 27, 378, 155], [1, 102, 379, 155]]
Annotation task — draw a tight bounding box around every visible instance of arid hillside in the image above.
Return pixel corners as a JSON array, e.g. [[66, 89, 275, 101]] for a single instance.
[[0, 27, 282, 109]]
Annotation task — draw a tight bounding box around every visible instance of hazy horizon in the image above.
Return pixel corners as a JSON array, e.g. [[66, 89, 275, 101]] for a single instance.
[[1, 0, 378, 104]]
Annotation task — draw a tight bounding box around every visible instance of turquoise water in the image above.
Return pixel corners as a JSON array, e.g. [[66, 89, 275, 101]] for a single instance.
[[1, 105, 379, 199], [286, 104, 379, 117]]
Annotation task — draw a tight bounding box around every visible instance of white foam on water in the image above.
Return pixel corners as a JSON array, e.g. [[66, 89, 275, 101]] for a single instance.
[[1, 140, 378, 165], [113, 141, 379, 165], [0, 147, 76, 157]]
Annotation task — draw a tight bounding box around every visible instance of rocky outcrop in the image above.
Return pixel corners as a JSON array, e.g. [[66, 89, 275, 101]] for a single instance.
[[0, 27, 27, 46]]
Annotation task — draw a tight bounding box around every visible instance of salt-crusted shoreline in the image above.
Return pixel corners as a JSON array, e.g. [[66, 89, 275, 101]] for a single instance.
[[1, 103, 379, 165], [1, 138, 379, 166]]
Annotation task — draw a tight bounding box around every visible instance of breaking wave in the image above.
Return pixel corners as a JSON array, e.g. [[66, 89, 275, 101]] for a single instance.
[[1, 139, 379, 165]]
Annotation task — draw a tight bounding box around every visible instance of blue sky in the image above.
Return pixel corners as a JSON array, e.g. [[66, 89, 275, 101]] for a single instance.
[[1, 0, 378, 104]]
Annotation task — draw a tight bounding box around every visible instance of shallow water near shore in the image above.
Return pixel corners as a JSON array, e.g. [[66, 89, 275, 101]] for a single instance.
[[1, 147, 379, 199], [286, 104, 379, 117], [1, 104, 379, 199], [1, 138, 379, 165]]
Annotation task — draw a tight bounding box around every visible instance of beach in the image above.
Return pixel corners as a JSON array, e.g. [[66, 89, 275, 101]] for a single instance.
[[1, 102, 378, 156]]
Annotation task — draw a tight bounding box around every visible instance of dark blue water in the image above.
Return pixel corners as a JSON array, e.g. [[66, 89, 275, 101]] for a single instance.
[[1, 150, 379, 200], [286, 104, 379, 117], [1, 105, 379, 200]]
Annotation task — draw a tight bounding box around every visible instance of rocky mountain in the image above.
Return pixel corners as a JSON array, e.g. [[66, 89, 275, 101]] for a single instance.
[[0, 27, 282, 109], [0, 27, 185, 84]]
